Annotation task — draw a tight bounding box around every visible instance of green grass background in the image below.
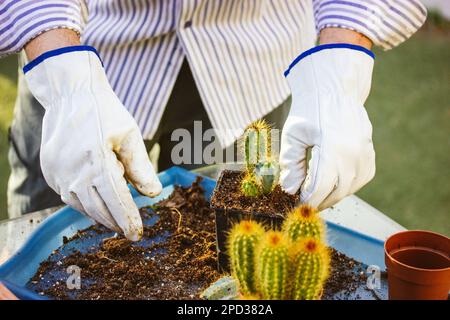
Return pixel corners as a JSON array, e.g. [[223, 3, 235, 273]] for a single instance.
[[0, 20, 448, 235], [358, 19, 450, 236], [0, 53, 16, 223]]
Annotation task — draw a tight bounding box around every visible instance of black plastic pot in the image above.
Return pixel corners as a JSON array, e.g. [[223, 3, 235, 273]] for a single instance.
[[211, 170, 286, 272]]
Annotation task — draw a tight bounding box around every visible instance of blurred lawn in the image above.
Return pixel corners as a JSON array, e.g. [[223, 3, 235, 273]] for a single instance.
[[0, 22, 448, 235], [0, 54, 16, 223], [358, 23, 450, 236]]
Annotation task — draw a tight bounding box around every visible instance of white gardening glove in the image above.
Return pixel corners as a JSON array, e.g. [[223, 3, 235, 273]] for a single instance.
[[24, 46, 162, 241], [280, 44, 376, 210]]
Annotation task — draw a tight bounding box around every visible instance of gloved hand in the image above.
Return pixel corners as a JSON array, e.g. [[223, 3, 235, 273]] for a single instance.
[[280, 44, 376, 210], [24, 46, 162, 241]]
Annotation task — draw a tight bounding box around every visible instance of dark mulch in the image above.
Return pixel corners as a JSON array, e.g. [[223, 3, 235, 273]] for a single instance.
[[211, 170, 299, 217], [28, 176, 374, 300], [28, 177, 220, 300]]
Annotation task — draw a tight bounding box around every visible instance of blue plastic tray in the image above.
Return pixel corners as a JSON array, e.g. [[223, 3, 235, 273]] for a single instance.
[[0, 167, 387, 300]]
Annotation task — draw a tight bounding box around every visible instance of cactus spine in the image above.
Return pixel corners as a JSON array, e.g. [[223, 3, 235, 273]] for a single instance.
[[222, 206, 330, 300], [240, 172, 261, 197], [256, 231, 290, 300], [283, 204, 325, 242], [291, 238, 330, 300], [228, 220, 265, 295], [241, 120, 279, 196], [254, 160, 279, 195], [243, 120, 271, 170], [239, 293, 261, 300]]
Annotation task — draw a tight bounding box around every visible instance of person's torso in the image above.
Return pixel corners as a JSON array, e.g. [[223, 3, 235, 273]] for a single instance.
[[81, 0, 316, 146]]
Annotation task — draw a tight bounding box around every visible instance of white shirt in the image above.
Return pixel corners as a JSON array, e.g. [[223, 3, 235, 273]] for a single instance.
[[0, 0, 427, 146]]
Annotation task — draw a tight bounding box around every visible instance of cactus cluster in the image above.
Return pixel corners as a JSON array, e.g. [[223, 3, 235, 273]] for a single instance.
[[226, 204, 330, 300], [240, 120, 279, 197]]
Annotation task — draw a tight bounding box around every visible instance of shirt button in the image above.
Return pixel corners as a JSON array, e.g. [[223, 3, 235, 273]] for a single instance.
[[184, 20, 192, 28]]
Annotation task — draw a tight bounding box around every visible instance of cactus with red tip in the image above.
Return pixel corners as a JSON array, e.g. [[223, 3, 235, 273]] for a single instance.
[[291, 238, 330, 300], [283, 204, 325, 242]]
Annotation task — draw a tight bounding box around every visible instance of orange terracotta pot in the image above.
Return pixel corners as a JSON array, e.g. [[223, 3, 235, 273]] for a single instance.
[[385, 230, 450, 300]]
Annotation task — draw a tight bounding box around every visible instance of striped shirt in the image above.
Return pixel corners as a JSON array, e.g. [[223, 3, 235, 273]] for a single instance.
[[0, 0, 427, 146]]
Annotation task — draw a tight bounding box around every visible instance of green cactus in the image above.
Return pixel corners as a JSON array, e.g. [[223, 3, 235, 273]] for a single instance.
[[240, 173, 261, 197], [254, 160, 279, 195], [228, 220, 265, 295], [240, 120, 279, 196], [255, 231, 290, 300], [291, 238, 330, 300], [240, 293, 261, 300], [224, 214, 331, 300], [282, 204, 325, 242], [243, 120, 272, 171]]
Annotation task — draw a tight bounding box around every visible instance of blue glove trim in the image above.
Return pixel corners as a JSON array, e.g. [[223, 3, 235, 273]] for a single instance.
[[284, 43, 375, 77], [23, 45, 103, 74]]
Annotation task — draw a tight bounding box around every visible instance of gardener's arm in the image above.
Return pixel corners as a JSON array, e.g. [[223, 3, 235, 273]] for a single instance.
[[25, 29, 81, 60], [318, 28, 372, 50], [0, 0, 84, 58], [0, 4, 159, 240], [279, 1, 427, 210], [22, 29, 162, 241]]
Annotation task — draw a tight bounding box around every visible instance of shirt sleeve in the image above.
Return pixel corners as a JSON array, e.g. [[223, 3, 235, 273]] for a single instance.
[[0, 0, 84, 57], [312, 0, 427, 50]]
